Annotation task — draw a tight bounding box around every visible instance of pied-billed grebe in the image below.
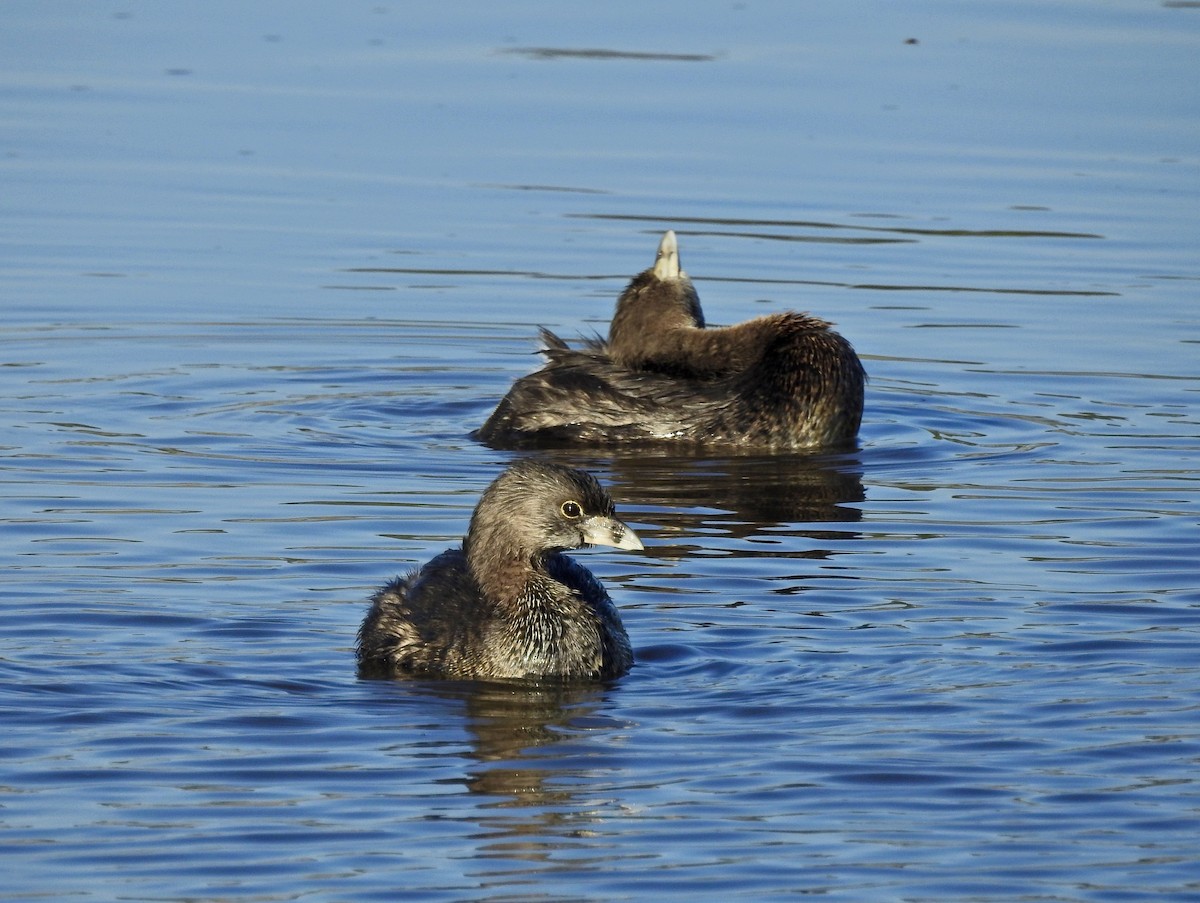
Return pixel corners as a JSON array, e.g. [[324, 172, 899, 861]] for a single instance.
[[356, 460, 642, 682], [476, 230, 866, 449]]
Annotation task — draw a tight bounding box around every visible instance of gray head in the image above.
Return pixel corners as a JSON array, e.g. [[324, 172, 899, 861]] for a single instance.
[[465, 460, 642, 566], [644, 230, 703, 326], [608, 231, 705, 363]]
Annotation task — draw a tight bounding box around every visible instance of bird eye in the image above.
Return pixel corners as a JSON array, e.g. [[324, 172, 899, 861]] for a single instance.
[[560, 500, 583, 519]]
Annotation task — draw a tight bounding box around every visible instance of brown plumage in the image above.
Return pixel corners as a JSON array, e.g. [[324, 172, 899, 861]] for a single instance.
[[476, 231, 865, 449], [356, 460, 642, 682]]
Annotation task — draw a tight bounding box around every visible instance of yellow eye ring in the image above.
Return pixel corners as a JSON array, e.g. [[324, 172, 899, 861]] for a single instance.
[[560, 500, 583, 519]]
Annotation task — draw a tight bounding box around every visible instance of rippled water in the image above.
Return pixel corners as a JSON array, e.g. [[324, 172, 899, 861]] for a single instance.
[[3, 2, 1199, 901]]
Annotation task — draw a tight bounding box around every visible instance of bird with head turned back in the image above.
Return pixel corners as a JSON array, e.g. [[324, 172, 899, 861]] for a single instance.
[[476, 230, 865, 450]]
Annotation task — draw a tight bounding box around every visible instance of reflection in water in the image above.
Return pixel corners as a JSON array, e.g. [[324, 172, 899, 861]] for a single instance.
[[416, 680, 623, 860], [528, 447, 865, 535]]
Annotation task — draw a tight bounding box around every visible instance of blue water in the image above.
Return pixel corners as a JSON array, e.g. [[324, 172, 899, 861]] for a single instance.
[[3, 2, 1199, 900]]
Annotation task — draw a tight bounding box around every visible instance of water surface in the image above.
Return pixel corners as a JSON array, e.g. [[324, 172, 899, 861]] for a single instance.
[[2, 2, 1199, 900]]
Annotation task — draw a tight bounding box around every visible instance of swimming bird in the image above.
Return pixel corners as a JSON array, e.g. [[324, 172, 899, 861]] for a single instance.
[[356, 460, 642, 682], [476, 230, 865, 449]]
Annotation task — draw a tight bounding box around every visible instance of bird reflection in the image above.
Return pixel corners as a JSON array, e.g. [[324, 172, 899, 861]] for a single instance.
[[418, 678, 619, 803], [521, 446, 865, 544]]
